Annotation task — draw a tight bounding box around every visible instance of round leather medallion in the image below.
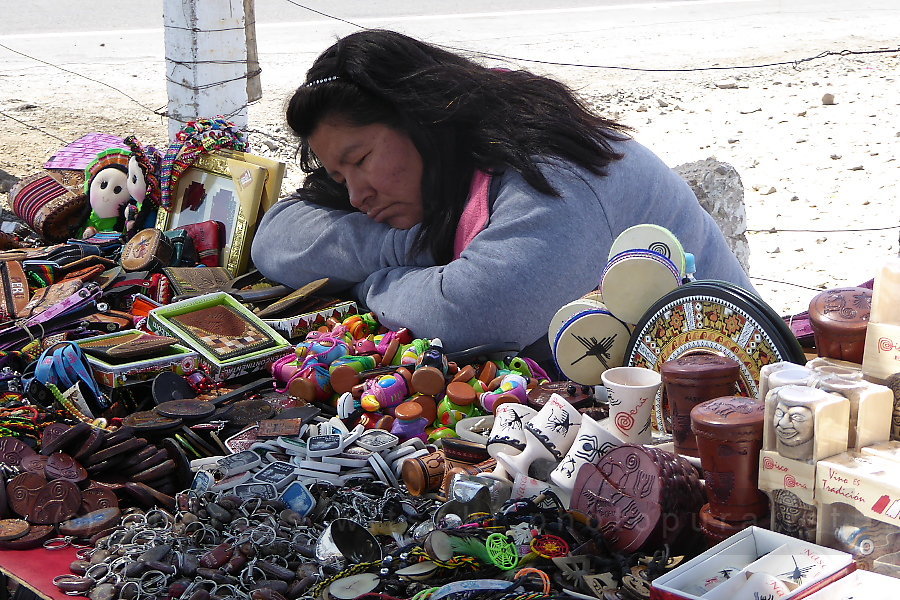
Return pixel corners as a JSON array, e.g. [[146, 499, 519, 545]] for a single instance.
[[155, 399, 216, 420], [59, 507, 121, 537], [121, 411, 182, 432], [0, 518, 30, 541], [46, 453, 88, 483], [7, 473, 82, 524], [0, 524, 54, 549], [80, 486, 119, 513], [0, 437, 38, 467]]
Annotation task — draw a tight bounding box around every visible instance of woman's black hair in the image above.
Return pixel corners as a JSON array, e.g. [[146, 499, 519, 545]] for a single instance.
[[286, 29, 630, 264]]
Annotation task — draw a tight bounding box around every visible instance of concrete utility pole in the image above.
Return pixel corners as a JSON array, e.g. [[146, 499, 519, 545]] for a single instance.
[[163, 0, 261, 139]]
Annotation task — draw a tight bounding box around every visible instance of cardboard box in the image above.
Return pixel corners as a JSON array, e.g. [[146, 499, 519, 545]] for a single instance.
[[815, 451, 900, 570], [77, 330, 198, 388], [262, 300, 358, 340], [147, 292, 292, 382], [802, 569, 900, 599], [650, 526, 854, 600]]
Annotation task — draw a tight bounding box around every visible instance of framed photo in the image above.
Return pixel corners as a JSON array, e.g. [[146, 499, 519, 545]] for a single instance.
[[157, 153, 266, 276]]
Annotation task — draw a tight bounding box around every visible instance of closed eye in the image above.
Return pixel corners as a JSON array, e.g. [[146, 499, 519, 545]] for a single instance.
[[354, 153, 369, 167]]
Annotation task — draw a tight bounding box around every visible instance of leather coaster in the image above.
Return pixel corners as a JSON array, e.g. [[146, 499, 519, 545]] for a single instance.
[[123, 481, 175, 510], [0, 518, 30, 541], [155, 399, 216, 420], [79, 487, 119, 514], [131, 460, 176, 483], [73, 428, 105, 462], [103, 425, 136, 447], [122, 446, 169, 481], [121, 411, 182, 432], [0, 437, 38, 467], [0, 524, 53, 549], [59, 508, 121, 537], [39, 422, 81, 455], [257, 419, 302, 438], [45, 453, 88, 483], [118, 445, 156, 470], [86, 456, 127, 476], [152, 372, 197, 405], [85, 437, 147, 466], [20, 454, 49, 476], [224, 398, 275, 427], [7, 472, 82, 524], [161, 437, 193, 491]]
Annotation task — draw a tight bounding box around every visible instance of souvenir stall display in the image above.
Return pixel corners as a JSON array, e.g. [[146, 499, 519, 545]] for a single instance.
[[0, 122, 898, 600]]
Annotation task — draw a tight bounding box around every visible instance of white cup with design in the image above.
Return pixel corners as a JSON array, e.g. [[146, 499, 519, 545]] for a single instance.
[[602, 366, 661, 444]]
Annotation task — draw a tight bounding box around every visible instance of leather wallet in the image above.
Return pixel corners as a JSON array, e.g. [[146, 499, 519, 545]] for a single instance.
[[163, 266, 232, 298], [175, 221, 225, 268], [120, 228, 174, 272], [0, 260, 31, 321], [17, 278, 84, 319], [79, 330, 179, 361]]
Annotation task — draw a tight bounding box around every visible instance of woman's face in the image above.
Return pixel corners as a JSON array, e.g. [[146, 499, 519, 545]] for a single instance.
[[308, 118, 424, 229]]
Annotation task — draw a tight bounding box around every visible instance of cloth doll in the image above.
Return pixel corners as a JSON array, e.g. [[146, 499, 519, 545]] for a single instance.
[[81, 148, 133, 238], [123, 136, 162, 236]]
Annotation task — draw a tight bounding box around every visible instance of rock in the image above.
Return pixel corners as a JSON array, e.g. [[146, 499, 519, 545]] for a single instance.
[[715, 80, 738, 89], [636, 105, 648, 112], [830, 154, 842, 160], [760, 186, 777, 195], [657, 99, 669, 108], [849, 165, 864, 171], [822, 93, 836, 105], [739, 107, 761, 114], [727, 138, 740, 144], [0, 168, 18, 195], [674, 158, 751, 274]]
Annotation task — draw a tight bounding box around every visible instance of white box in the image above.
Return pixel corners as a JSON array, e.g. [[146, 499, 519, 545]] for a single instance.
[[650, 527, 854, 600], [802, 569, 900, 598]]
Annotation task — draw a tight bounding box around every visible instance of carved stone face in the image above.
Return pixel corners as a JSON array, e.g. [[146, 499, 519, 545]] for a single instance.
[[774, 402, 814, 447]]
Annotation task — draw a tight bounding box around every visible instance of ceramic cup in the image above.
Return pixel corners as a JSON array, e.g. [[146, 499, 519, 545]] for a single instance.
[[484, 403, 537, 481], [602, 366, 662, 444], [495, 393, 581, 480], [549, 412, 621, 492]]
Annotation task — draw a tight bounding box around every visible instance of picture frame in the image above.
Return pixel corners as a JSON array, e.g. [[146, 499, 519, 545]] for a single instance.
[[216, 148, 287, 214], [156, 152, 267, 276]]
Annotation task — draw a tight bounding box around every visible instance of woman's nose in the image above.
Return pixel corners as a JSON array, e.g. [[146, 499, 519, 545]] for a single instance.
[[346, 176, 372, 209]]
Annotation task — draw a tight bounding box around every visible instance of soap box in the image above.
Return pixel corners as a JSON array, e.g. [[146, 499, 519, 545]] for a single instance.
[[650, 526, 854, 600], [815, 451, 900, 572], [147, 292, 292, 382], [801, 569, 900, 599], [77, 331, 198, 389], [262, 300, 358, 340]]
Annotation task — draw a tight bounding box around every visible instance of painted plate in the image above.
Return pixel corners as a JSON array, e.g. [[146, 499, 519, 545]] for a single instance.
[[608, 224, 686, 277], [624, 281, 805, 431], [553, 308, 631, 386]]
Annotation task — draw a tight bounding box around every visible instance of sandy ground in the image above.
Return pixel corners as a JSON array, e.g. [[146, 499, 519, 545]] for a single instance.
[[0, 6, 897, 319]]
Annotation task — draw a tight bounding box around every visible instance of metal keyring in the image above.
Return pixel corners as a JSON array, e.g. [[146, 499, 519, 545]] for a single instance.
[[44, 537, 76, 550], [85, 563, 112, 584], [119, 580, 143, 600], [138, 570, 167, 595]]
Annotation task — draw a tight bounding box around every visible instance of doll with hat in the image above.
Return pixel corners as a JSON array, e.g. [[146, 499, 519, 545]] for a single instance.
[[81, 148, 133, 238], [123, 135, 162, 236]]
